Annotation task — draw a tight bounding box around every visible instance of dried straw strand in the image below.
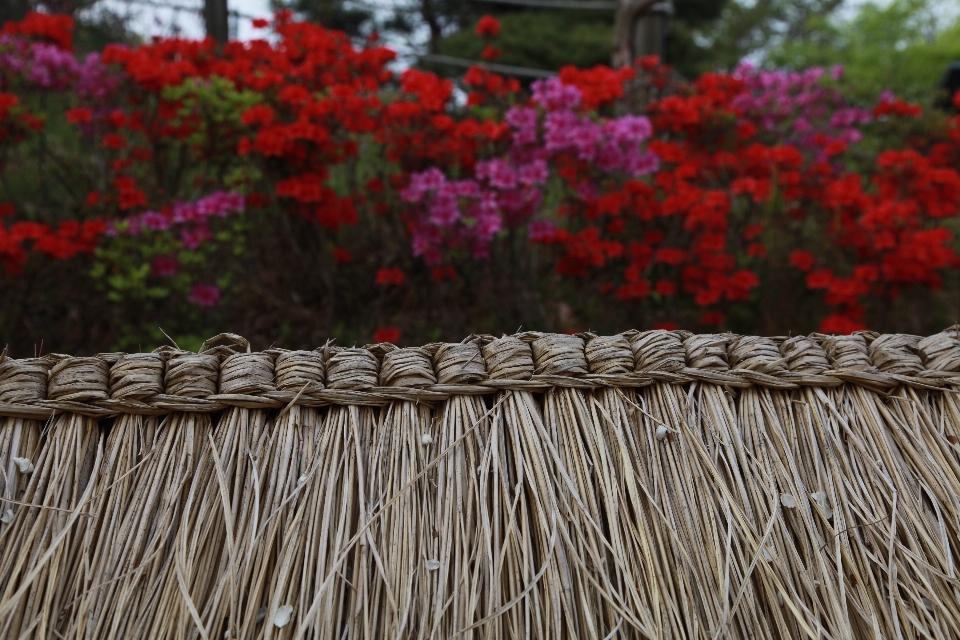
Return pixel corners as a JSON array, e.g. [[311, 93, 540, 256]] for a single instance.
[[0, 413, 103, 639], [1, 328, 960, 639]]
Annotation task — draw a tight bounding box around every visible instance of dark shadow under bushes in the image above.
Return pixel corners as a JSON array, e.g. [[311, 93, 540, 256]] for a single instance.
[[4, 217, 960, 356]]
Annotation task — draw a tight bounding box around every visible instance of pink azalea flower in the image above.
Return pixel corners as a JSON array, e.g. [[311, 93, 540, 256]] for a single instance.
[[188, 283, 221, 307]]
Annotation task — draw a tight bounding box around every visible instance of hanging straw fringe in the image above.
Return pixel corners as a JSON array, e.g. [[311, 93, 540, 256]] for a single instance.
[[173, 349, 281, 638], [0, 355, 107, 639], [68, 353, 165, 639], [1, 327, 960, 639], [0, 356, 50, 523]]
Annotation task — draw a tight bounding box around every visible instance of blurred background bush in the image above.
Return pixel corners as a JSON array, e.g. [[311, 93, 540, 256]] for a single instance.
[[1, 0, 959, 355]]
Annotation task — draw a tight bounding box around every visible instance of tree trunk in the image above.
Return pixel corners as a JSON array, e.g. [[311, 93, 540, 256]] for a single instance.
[[420, 0, 443, 53], [612, 0, 664, 67], [204, 0, 229, 43]]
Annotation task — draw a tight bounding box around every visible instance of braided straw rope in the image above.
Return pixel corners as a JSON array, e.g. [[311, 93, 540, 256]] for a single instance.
[[0, 327, 959, 639], [0, 328, 957, 419]]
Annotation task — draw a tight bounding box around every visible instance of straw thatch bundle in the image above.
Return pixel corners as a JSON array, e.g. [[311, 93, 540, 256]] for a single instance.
[[0, 355, 108, 638], [2, 327, 960, 639], [0, 353, 50, 522]]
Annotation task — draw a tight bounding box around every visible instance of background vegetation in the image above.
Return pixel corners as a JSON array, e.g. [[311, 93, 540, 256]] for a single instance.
[[1, 1, 959, 355]]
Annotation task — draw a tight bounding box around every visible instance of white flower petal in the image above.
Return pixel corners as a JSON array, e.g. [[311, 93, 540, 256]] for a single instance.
[[420, 433, 433, 445], [810, 491, 834, 519], [426, 559, 441, 571], [0, 509, 13, 524], [273, 605, 294, 628], [12, 457, 34, 474], [780, 493, 796, 509], [655, 426, 668, 441]]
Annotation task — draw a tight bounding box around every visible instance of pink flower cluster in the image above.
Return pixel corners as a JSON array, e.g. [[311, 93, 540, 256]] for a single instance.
[[731, 64, 872, 160], [403, 77, 657, 263], [531, 76, 582, 110], [73, 53, 118, 102], [1, 36, 77, 90], [402, 169, 505, 261], [110, 191, 245, 250], [0, 35, 112, 96], [188, 283, 221, 307]]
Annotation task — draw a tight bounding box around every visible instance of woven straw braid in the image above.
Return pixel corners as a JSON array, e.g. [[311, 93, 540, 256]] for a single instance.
[[1, 326, 959, 419]]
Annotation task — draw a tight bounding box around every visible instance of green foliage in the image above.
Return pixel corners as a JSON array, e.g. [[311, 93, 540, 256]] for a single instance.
[[700, 0, 845, 71], [89, 213, 247, 348], [283, 0, 373, 37], [382, 0, 476, 50], [436, 10, 615, 72], [430, 1, 728, 77], [87, 79, 257, 345], [765, 0, 960, 102], [666, 20, 715, 78], [90, 218, 238, 301], [163, 76, 261, 158], [0, 91, 88, 222], [147, 77, 262, 200], [674, 0, 727, 26], [666, 0, 730, 77], [73, 11, 139, 53]]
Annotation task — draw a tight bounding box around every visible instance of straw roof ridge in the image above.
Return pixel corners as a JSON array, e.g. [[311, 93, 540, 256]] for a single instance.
[[0, 327, 959, 419], [3, 326, 960, 639]]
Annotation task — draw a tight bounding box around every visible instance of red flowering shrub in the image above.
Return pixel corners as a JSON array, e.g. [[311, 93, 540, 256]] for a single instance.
[[2, 11, 960, 347], [2, 11, 73, 50], [373, 326, 401, 343], [558, 65, 635, 110], [475, 16, 501, 39], [481, 45, 501, 61], [375, 267, 406, 286], [519, 60, 960, 333]]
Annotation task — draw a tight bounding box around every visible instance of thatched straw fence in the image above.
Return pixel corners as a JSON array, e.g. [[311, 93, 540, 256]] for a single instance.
[[1, 328, 960, 639]]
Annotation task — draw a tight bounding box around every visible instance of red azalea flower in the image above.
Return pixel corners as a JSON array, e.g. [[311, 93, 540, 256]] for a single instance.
[[151, 254, 180, 277], [700, 311, 724, 326], [114, 176, 147, 210], [819, 312, 867, 335], [431, 265, 457, 281], [188, 283, 221, 307], [653, 321, 678, 330], [375, 267, 406, 286], [66, 107, 93, 125], [655, 280, 676, 296], [743, 223, 764, 240], [107, 110, 127, 128], [333, 247, 352, 264], [789, 250, 816, 272], [475, 15, 501, 38], [373, 326, 401, 343], [481, 45, 501, 61], [101, 133, 127, 150], [3, 12, 74, 50], [746, 243, 767, 258]]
